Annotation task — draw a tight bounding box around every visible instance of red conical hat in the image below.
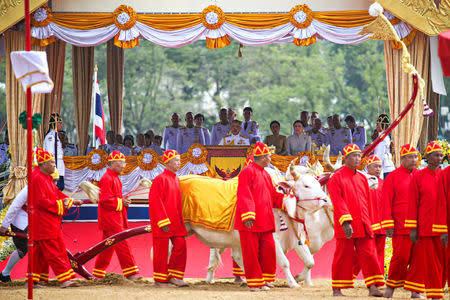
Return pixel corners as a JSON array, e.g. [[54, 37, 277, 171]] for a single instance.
[[366, 154, 381, 166], [343, 143, 361, 157], [36, 147, 54, 164], [400, 144, 418, 157], [425, 141, 443, 155], [108, 150, 125, 162], [163, 149, 180, 164], [253, 142, 270, 157]]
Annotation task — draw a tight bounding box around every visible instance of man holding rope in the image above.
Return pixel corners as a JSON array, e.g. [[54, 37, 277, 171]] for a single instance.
[[0, 168, 60, 282], [235, 142, 287, 291], [31, 148, 82, 288], [93, 150, 140, 280], [148, 149, 188, 288], [381, 144, 420, 298], [327, 143, 384, 297]]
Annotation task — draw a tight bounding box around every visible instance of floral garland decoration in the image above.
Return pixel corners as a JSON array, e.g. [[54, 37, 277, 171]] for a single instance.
[[0, 205, 16, 261], [246, 144, 256, 158], [113, 5, 138, 30], [201, 5, 226, 30], [298, 151, 317, 166], [186, 144, 208, 164], [137, 149, 159, 171], [31, 5, 52, 27], [87, 149, 108, 171], [289, 5, 313, 29]]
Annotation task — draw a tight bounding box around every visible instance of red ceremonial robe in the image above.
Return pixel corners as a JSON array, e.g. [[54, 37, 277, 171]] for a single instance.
[[404, 167, 446, 299], [235, 162, 285, 287], [381, 165, 416, 288], [327, 166, 384, 289], [93, 168, 138, 278], [31, 167, 75, 283], [148, 168, 188, 282], [354, 177, 385, 277], [438, 166, 450, 286]]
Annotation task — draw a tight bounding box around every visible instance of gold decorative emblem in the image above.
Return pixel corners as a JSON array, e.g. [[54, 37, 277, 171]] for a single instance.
[[113, 5, 138, 30], [289, 4, 313, 29], [88, 149, 108, 171], [186, 144, 207, 164], [377, 0, 450, 35], [246, 144, 255, 157], [105, 238, 115, 246], [137, 149, 159, 171], [201, 5, 225, 30], [31, 5, 52, 27]]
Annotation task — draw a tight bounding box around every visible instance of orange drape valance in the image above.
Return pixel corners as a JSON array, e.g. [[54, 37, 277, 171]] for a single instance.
[[50, 10, 374, 31]]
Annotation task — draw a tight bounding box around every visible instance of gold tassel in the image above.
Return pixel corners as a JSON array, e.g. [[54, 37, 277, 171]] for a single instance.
[[238, 43, 243, 58]]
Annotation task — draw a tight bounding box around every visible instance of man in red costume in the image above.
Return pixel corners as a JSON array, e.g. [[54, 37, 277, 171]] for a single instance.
[[235, 142, 286, 291], [148, 149, 188, 288], [438, 148, 450, 286], [31, 148, 82, 288], [381, 144, 420, 298], [404, 141, 447, 299], [93, 150, 140, 280], [327, 143, 384, 297], [353, 154, 385, 278]]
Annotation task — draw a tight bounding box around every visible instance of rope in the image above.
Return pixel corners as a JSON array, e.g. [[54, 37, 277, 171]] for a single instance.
[[0, 120, 6, 136]]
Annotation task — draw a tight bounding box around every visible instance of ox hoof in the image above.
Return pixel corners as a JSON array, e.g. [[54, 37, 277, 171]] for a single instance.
[[206, 279, 215, 284], [289, 283, 301, 289]]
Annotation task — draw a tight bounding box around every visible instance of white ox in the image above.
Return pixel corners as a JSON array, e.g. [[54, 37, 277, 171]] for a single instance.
[[184, 161, 331, 288], [204, 149, 340, 287]]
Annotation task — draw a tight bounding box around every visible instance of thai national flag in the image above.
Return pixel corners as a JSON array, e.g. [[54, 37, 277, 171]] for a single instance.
[[94, 77, 106, 146]]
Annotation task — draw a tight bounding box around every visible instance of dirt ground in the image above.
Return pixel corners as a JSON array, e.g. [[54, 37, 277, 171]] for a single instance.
[[0, 274, 421, 300]]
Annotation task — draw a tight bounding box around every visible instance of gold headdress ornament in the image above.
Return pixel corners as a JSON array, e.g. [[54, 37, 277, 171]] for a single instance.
[[49, 113, 62, 131]]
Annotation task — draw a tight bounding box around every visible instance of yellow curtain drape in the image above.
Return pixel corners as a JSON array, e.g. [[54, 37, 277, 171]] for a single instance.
[[52, 13, 113, 29], [41, 39, 66, 142], [3, 30, 44, 203], [384, 31, 430, 165], [49, 10, 374, 31], [106, 39, 124, 135], [72, 46, 94, 157]]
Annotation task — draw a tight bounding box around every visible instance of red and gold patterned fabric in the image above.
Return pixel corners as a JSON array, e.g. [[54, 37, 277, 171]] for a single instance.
[[343, 143, 361, 157], [400, 144, 418, 157], [245, 155, 254, 166], [36, 147, 54, 164], [163, 149, 180, 164], [424, 141, 443, 155], [108, 150, 125, 161], [366, 154, 381, 166], [253, 142, 270, 157]]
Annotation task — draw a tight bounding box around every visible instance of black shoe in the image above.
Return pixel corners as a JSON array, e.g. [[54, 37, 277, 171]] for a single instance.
[[0, 273, 11, 282]]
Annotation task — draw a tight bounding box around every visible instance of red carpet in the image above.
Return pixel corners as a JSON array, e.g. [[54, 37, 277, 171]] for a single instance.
[[0, 222, 335, 280]]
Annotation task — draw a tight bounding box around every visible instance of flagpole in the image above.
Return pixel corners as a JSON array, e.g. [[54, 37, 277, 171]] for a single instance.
[[92, 65, 98, 149], [24, 0, 34, 298]]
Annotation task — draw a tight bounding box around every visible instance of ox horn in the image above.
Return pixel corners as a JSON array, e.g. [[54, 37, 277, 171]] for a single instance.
[[323, 145, 338, 172], [288, 158, 300, 181]]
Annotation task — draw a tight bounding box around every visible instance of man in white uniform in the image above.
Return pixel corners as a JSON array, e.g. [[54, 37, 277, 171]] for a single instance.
[[211, 108, 230, 145], [163, 113, 181, 151], [373, 114, 395, 178], [240, 107, 260, 144], [44, 113, 65, 190], [220, 120, 250, 146], [194, 113, 211, 145], [177, 112, 205, 153]]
